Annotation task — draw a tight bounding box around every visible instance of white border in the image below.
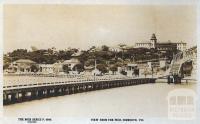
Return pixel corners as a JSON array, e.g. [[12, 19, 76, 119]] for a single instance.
[[0, 2, 3, 124], [0, 0, 199, 124], [1, 0, 199, 5]]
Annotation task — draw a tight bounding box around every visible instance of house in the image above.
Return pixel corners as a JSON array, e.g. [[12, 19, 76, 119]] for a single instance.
[[63, 58, 80, 70], [91, 69, 101, 76], [62, 52, 81, 70], [83, 65, 102, 76], [109, 46, 123, 52], [38, 64, 54, 74], [6, 59, 36, 73], [125, 63, 138, 77], [53, 62, 64, 74]]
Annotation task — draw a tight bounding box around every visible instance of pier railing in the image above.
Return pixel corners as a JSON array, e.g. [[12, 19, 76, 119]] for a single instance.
[[3, 77, 156, 105], [3, 75, 132, 90]]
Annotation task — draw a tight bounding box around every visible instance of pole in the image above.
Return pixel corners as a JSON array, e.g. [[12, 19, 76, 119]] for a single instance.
[[94, 59, 96, 81]]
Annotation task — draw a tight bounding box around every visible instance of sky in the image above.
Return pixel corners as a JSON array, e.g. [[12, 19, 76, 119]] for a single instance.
[[3, 5, 197, 53]]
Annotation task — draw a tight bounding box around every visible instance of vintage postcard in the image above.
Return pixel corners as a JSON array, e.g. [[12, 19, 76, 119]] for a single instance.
[[1, 0, 199, 124]]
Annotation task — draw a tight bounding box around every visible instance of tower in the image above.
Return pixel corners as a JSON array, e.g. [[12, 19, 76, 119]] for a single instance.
[[150, 33, 157, 49]]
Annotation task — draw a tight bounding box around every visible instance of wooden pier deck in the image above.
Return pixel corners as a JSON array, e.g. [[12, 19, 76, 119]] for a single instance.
[[3, 75, 156, 105]]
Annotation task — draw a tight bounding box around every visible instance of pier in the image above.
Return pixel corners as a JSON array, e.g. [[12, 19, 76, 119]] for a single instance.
[[3, 77, 156, 105]]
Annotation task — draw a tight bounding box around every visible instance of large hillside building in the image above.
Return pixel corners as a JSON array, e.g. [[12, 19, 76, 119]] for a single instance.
[[135, 34, 186, 51]]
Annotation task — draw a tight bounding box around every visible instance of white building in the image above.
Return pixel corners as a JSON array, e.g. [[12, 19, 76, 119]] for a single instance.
[[53, 62, 63, 74], [177, 42, 187, 51], [6, 59, 36, 73], [135, 34, 187, 51], [126, 63, 138, 77], [91, 69, 101, 75], [135, 42, 152, 49], [38, 64, 54, 74], [135, 33, 157, 49], [109, 46, 123, 52]]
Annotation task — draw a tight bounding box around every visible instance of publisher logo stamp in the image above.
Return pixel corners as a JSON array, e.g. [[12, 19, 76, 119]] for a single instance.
[[167, 88, 197, 120]]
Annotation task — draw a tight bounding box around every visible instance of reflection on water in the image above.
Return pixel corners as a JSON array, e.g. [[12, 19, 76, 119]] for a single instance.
[[4, 83, 196, 117]]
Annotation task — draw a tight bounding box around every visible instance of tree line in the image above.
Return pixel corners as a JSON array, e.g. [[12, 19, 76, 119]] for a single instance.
[[3, 45, 179, 74]]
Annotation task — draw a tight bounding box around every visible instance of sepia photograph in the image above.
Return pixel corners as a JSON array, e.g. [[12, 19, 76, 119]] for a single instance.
[[1, 1, 199, 124]]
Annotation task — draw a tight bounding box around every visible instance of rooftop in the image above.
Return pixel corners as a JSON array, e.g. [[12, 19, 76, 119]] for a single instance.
[[63, 58, 80, 64], [71, 52, 82, 57], [14, 59, 36, 64], [150, 33, 157, 40]]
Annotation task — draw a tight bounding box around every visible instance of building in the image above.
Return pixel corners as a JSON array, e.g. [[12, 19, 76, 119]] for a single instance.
[[157, 41, 177, 51], [177, 41, 187, 51], [6, 59, 36, 73], [62, 52, 81, 70], [53, 62, 64, 74], [109, 46, 123, 52], [135, 34, 187, 51], [135, 33, 157, 49], [135, 42, 152, 49], [91, 69, 101, 76], [125, 63, 138, 77], [38, 64, 54, 74]]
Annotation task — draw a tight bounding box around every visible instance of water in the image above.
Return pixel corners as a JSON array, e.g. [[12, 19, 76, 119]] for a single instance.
[[3, 82, 196, 118]]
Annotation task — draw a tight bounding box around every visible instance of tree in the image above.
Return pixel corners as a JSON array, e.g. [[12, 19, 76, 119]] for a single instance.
[[89, 46, 96, 51], [85, 59, 95, 67], [101, 45, 109, 51], [118, 44, 127, 60], [3, 63, 9, 70], [63, 64, 71, 74], [72, 64, 84, 73], [8, 49, 28, 61], [110, 64, 118, 74], [3, 54, 11, 67], [120, 70, 127, 75], [78, 51, 89, 64], [57, 50, 72, 60], [97, 64, 108, 74], [30, 65, 39, 72]]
